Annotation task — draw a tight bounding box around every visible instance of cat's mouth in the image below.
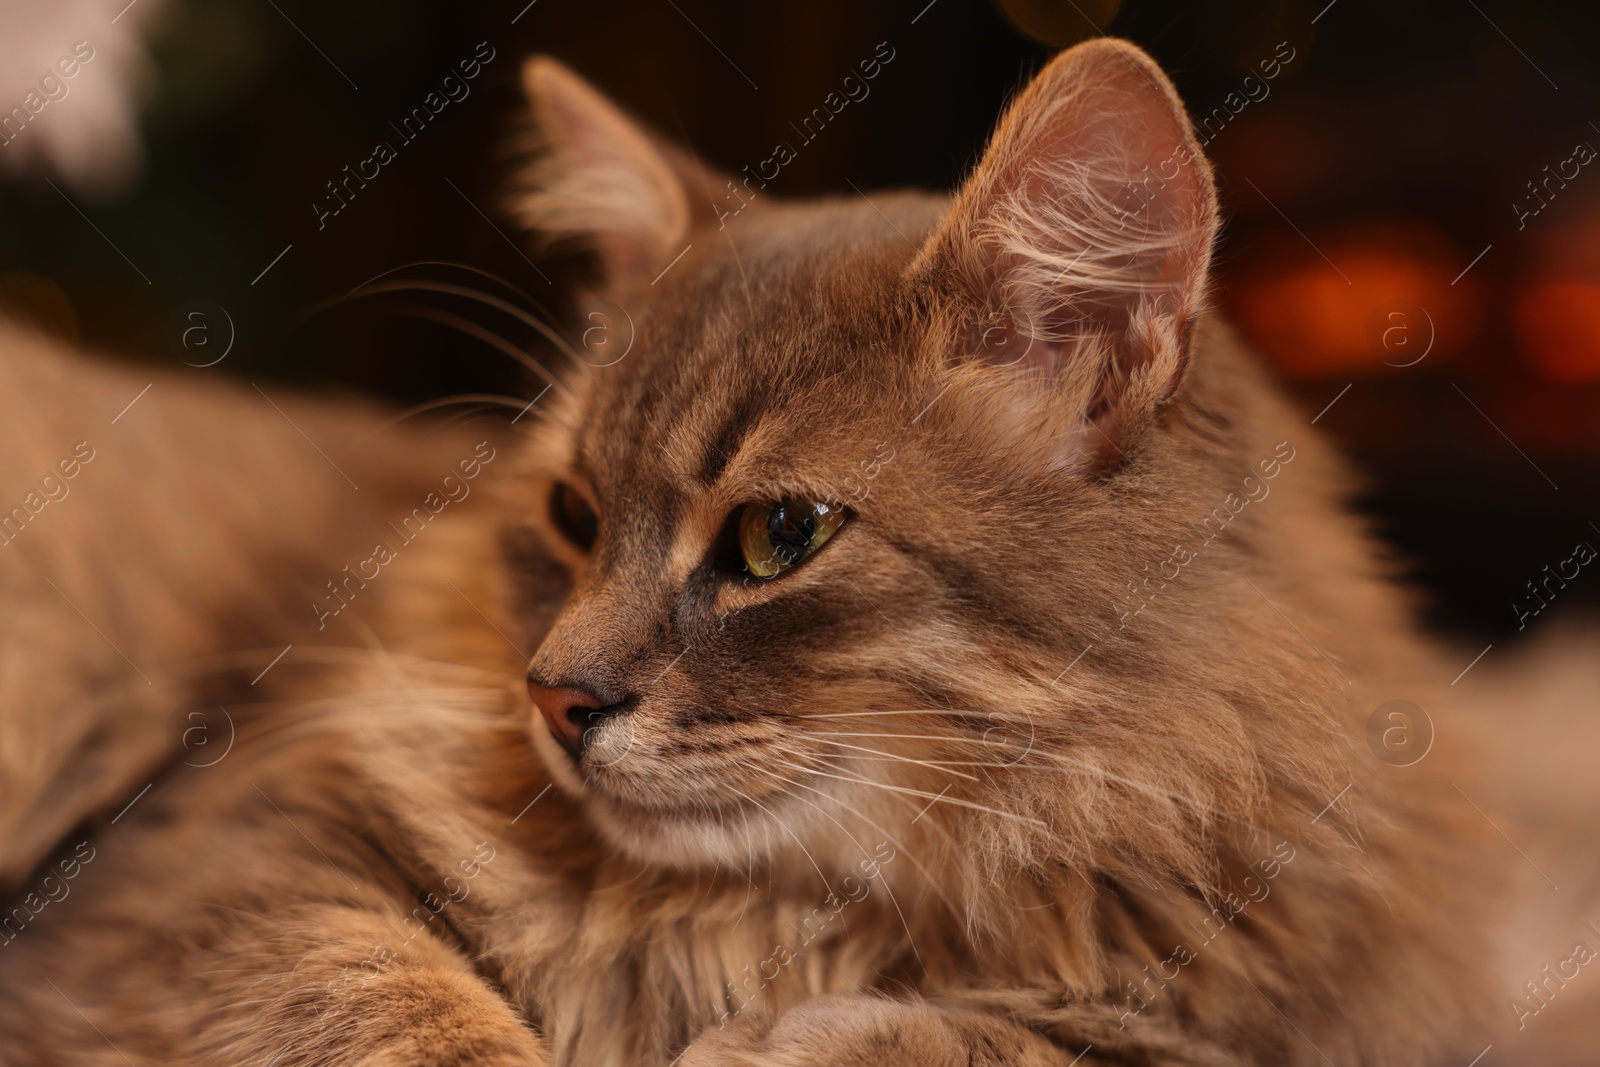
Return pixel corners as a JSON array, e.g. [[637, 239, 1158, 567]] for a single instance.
[[574, 768, 824, 869], [531, 706, 787, 818]]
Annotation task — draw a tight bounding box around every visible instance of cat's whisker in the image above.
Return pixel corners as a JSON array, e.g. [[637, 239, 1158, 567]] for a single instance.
[[802, 736, 981, 782], [809, 712, 1211, 751], [1019, 749, 1271, 838], [723, 760, 860, 942], [378, 393, 539, 432], [726, 785, 836, 902], [742, 762, 925, 968], [761, 757, 966, 931], [370, 304, 567, 394], [768, 745, 1051, 831], [805, 708, 1032, 721], [338, 259, 555, 318], [731, 805, 758, 929], [814, 720, 1265, 838], [340, 278, 585, 372]]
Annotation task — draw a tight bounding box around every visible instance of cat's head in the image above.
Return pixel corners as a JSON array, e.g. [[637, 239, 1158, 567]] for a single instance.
[[501, 41, 1317, 889]]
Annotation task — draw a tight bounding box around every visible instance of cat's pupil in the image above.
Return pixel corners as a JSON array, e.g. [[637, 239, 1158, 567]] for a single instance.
[[767, 505, 816, 564]]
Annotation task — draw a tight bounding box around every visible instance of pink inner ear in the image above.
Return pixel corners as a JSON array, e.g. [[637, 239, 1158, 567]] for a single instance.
[[940, 42, 1218, 394]]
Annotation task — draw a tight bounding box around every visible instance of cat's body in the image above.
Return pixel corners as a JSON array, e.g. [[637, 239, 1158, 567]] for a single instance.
[[0, 323, 461, 887], [0, 39, 1580, 1067]]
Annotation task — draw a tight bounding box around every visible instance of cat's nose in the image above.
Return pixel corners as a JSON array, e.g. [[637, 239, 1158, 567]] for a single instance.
[[527, 680, 618, 759]]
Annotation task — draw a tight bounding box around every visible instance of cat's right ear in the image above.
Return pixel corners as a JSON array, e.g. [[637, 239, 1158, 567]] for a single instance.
[[515, 57, 726, 284], [911, 40, 1219, 469]]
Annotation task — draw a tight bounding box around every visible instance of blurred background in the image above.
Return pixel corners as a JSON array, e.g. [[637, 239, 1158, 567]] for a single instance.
[[0, 0, 1596, 645]]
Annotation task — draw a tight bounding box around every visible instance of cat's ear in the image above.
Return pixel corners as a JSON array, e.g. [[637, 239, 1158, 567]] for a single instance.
[[913, 39, 1218, 463], [515, 57, 726, 282]]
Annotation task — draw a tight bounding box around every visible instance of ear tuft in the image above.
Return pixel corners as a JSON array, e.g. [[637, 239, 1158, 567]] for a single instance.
[[914, 39, 1219, 466], [514, 57, 692, 282]]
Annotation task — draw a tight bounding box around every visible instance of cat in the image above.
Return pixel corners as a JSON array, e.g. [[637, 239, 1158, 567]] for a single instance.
[[0, 37, 1540, 1066]]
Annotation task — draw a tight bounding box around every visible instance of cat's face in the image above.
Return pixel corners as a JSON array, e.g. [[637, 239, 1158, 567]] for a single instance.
[[506, 43, 1228, 875]]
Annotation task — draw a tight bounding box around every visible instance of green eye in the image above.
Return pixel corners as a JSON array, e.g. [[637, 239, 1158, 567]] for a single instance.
[[738, 500, 845, 578]]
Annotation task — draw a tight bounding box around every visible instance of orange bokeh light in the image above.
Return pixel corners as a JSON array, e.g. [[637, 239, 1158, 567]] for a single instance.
[[1228, 226, 1479, 379], [1515, 281, 1600, 383]]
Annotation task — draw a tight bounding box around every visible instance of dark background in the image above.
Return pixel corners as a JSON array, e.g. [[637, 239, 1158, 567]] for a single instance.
[[1, 0, 1597, 644]]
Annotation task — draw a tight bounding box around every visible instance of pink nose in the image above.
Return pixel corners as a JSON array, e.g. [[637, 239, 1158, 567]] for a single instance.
[[527, 681, 608, 758]]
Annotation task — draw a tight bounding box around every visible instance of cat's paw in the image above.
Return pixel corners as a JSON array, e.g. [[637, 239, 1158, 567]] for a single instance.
[[353, 1032, 546, 1067], [342, 986, 548, 1067]]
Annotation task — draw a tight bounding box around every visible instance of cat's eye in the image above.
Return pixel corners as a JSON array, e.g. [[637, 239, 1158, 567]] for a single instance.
[[737, 500, 844, 578], [550, 483, 599, 552]]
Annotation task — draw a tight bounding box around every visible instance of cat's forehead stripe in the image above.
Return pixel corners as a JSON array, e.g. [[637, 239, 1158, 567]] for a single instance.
[[693, 388, 771, 488]]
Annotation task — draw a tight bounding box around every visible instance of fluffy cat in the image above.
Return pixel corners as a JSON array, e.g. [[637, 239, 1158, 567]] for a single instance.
[[0, 39, 1542, 1066]]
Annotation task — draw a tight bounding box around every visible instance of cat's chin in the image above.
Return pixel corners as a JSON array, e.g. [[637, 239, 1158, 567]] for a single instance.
[[530, 719, 899, 873], [578, 790, 760, 870], [530, 724, 761, 868]]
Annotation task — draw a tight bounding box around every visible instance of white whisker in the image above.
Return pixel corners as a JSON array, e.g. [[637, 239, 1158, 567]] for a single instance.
[[769, 746, 1050, 830], [760, 758, 967, 931], [743, 763, 924, 968], [803, 737, 981, 781], [728, 786, 835, 902]]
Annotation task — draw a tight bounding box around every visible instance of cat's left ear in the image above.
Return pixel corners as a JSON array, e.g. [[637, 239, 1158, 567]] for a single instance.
[[514, 57, 728, 283], [912, 39, 1218, 463]]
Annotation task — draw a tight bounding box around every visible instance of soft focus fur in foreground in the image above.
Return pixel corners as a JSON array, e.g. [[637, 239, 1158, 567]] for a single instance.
[[0, 38, 1590, 1067]]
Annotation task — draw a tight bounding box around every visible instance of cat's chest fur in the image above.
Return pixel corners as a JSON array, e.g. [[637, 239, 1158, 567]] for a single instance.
[[530, 864, 910, 1061], [341, 673, 905, 1060]]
